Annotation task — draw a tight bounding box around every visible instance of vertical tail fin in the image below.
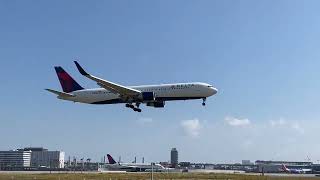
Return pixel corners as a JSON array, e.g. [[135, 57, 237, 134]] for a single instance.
[[282, 164, 289, 172], [107, 154, 117, 164], [54, 66, 84, 93]]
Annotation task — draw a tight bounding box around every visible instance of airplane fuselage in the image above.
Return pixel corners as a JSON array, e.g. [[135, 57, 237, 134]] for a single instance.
[[106, 163, 165, 172], [60, 82, 217, 105], [282, 165, 312, 174], [47, 62, 218, 111]]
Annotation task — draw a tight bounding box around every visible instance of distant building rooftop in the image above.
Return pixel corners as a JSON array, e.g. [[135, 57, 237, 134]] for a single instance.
[[255, 160, 312, 166], [17, 147, 48, 152]]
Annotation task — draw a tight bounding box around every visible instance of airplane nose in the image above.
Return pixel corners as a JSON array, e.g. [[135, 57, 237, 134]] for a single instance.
[[209, 87, 218, 96], [212, 87, 218, 95]]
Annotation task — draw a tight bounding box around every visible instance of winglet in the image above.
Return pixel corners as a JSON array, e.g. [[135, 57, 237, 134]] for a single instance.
[[74, 61, 89, 76]]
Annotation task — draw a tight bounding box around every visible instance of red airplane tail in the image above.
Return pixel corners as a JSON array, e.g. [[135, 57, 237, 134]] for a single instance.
[[107, 154, 117, 164], [55, 66, 83, 93], [281, 164, 289, 172]]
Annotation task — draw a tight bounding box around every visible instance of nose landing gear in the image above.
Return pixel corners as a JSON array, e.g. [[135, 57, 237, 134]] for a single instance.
[[202, 98, 206, 106]]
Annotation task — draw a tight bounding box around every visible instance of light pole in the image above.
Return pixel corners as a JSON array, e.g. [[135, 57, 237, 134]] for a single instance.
[[151, 162, 155, 180], [80, 158, 84, 173]]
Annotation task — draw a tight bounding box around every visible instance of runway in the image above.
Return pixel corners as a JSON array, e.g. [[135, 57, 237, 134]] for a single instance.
[[0, 170, 319, 178], [264, 173, 318, 178], [187, 169, 320, 178]]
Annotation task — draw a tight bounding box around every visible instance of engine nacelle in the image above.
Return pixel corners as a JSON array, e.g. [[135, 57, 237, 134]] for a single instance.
[[146, 101, 165, 108], [139, 92, 155, 101]]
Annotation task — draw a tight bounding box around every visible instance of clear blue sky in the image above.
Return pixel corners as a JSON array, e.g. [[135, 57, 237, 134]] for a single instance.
[[1, 0, 320, 163]]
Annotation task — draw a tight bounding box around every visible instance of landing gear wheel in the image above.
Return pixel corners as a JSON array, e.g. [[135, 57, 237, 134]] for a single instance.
[[126, 103, 142, 112], [202, 98, 206, 106], [125, 103, 134, 109], [133, 108, 142, 112]]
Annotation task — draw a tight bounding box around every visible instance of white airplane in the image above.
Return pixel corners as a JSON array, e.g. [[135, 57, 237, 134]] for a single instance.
[[105, 154, 166, 172], [281, 164, 312, 174], [46, 61, 218, 112]]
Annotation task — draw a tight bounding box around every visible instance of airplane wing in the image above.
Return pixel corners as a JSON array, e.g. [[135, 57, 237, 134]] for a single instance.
[[74, 61, 141, 96], [45, 89, 75, 98]]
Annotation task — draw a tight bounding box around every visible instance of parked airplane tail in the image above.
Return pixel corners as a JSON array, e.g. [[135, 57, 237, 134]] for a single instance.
[[107, 154, 117, 164], [281, 164, 289, 171], [54, 66, 84, 93]]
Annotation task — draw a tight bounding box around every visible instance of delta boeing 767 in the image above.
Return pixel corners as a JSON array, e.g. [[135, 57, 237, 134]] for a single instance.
[[46, 61, 218, 112]]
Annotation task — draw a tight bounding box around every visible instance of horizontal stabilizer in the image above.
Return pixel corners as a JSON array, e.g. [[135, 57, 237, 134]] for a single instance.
[[45, 89, 75, 98]]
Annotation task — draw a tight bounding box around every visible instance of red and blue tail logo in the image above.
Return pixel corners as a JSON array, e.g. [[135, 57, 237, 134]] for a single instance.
[[107, 154, 117, 164], [55, 66, 84, 93]]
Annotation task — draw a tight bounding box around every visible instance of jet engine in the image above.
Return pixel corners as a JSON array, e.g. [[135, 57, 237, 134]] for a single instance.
[[139, 92, 155, 101], [146, 101, 165, 108]]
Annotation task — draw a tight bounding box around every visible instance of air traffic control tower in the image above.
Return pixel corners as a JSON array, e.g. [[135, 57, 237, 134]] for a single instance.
[[170, 148, 178, 168]]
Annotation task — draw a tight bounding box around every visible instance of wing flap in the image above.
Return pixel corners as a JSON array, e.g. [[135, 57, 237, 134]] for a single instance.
[[74, 61, 141, 96], [97, 82, 119, 94]]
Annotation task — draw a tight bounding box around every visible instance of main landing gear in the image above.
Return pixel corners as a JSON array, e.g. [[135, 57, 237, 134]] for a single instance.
[[202, 98, 206, 106], [125, 103, 142, 112]]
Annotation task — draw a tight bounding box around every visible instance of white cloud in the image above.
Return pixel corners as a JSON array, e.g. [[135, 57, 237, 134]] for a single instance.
[[242, 139, 254, 149], [181, 119, 202, 138], [291, 122, 304, 134], [269, 119, 304, 134], [270, 118, 286, 127], [225, 116, 250, 127], [137, 118, 153, 125]]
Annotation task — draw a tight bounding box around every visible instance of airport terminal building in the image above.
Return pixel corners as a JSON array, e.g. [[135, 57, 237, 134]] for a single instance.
[[0, 147, 64, 170], [24, 147, 65, 169], [0, 150, 31, 170]]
